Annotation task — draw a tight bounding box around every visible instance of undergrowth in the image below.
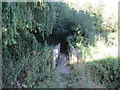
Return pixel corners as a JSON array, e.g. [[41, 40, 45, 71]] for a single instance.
[[86, 57, 119, 88], [2, 2, 119, 88], [66, 57, 119, 88]]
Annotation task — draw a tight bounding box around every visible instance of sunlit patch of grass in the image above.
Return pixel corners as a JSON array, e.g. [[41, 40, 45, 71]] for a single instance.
[[85, 32, 118, 62]]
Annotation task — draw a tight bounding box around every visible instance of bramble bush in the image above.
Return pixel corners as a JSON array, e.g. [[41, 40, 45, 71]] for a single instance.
[[2, 2, 57, 88], [2, 1, 119, 88], [85, 57, 119, 88], [66, 57, 119, 88]]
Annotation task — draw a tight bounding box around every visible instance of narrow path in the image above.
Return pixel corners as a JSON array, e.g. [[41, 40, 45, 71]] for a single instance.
[[56, 53, 72, 88]]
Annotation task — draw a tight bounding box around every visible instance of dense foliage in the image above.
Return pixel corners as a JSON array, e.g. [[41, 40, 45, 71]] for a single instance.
[[2, 1, 118, 88], [86, 57, 119, 88], [2, 2, 56, 88], [66, 57, 119, 88]]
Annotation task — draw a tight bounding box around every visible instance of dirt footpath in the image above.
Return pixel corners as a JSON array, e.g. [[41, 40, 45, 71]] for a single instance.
[[56, 53, 72, 88]]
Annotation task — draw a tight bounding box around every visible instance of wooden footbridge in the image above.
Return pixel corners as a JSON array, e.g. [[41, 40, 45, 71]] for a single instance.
[[52, 43, 80, 70]]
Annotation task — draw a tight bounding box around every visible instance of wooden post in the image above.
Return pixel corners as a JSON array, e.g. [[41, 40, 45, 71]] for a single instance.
[[52, 43, 60, 69], [71, 48, 79, 64]]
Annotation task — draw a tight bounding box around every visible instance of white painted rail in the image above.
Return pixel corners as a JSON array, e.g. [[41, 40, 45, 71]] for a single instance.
[[52, 43, 60, 69]]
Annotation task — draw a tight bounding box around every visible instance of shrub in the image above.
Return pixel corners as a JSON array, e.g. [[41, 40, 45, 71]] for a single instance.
[[2, 42, 55, 88], [85, 57, 119, 88]]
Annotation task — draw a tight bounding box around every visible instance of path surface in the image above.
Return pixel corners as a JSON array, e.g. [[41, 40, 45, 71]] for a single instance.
[[56, 53, 72, 88], [55, 53, 106, 88]]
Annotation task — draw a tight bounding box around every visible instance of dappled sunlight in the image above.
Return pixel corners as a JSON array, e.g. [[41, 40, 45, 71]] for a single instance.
[[69, 55, 78, 64], [2, 1, 119, 88], [85, 37, 118, 62], [63, 0, 118, 25]]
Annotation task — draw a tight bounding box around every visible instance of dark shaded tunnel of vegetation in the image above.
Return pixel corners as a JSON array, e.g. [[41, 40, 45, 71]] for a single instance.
[[33, 2, 107, 54], [2, 2, 118, 88], [47, 21, 77, 54]]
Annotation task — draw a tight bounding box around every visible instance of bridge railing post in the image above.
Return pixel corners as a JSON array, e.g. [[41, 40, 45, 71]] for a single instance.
[[52, 43, 60, 69], [69, 44, 79, 64]]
